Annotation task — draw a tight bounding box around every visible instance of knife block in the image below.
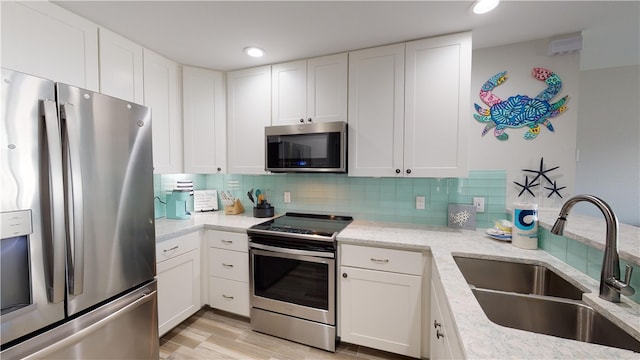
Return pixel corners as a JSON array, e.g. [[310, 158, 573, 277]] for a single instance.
[[224, 199, 245, 215]]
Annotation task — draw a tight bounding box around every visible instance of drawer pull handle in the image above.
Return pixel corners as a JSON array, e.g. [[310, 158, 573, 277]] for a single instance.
[[163, 245, 179, 252], [222, 294, 234, 300], [436, 329, 445, 339], [370, 258, 389, 264], [434, 320, 442, 329], [222, 263, 234, 268], [221, 239, 233, 244]]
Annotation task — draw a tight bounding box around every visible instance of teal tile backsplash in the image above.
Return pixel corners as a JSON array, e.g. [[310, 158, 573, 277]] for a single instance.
[[154, 170, 507, 228], [539, 227, 640, 304], [154, 170, 639, 304]]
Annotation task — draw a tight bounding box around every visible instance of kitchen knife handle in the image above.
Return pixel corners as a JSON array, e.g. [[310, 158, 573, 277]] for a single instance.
[[61, 103, 85, 296], [42, 99, 66, 304]]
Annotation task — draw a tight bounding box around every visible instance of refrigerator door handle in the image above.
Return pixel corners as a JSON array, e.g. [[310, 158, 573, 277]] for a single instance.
[[42, 100, 66, 304], [60, 103, 84, 296]]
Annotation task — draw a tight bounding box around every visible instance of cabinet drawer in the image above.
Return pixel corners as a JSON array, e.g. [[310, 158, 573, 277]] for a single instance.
[[208, 277, 250, 317], [208, 248, 249, 282], [207, 230, 248, 252], [341, 244, 422, 275], [156, 232, 200, 263]]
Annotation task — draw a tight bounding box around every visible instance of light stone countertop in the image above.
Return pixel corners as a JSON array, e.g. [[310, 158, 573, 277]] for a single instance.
[[156, 213, 640, 359]]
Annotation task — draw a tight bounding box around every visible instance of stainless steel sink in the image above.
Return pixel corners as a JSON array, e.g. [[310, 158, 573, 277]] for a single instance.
[[453, 255, 585, 300], [472, 288, 640, 353], [453, 255, 640, 353]]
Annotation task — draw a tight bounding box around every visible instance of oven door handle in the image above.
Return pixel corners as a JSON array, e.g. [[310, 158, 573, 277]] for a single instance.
[[249, 242, 335, 259]]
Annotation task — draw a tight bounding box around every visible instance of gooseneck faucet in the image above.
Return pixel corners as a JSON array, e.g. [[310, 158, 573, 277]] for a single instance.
[[551, 194, 635, 303]]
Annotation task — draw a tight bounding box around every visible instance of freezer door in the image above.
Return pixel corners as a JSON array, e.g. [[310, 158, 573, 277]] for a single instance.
[[56, 84, 156, 316], [1, 68, 66, 345], [1, 281, 159, 360]]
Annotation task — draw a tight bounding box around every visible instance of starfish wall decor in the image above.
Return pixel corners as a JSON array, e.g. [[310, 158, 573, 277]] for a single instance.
[[514, 157, 566, 198]]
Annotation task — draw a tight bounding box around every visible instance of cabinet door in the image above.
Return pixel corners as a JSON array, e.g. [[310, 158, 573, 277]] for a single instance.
[[430, 282, 446, 360], [348, 44, 405, 177], [1, 1, 99, 91], [143, 49, 183, 174], [183, 66, 226, 174], [272, 60, 307, 125], [227, 65, 271, 174], [157, 248, 201, 336], [98, 28, 144, 103], [404, 33, 471, 177], [307, 53, 348, 123], [340, 266, 421, 357]]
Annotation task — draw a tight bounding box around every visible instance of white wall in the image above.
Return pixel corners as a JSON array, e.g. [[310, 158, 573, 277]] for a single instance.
[[470, 39, 580, 210], [574, 65, 639, 226]]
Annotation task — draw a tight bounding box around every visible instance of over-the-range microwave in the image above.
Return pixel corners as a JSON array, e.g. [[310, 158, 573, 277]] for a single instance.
[[265, 121, 347, 173]]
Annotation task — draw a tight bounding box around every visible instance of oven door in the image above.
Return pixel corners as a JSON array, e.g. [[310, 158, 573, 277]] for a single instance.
[[249, 243, 335, 325]]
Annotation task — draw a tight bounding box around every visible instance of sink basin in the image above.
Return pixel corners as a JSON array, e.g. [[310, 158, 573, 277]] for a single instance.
[[453, 255, 585, 300], [472, 288, 640, 353]]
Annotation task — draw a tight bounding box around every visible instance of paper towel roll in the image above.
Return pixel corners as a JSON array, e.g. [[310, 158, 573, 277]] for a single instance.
[[512, 203, 538, 249]]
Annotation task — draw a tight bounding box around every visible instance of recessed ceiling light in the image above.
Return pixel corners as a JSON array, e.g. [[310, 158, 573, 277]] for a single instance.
[[244, 47, 264, 58], [471, 0, 500, 14]]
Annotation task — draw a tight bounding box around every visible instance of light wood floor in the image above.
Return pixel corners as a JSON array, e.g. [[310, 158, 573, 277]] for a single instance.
[[160, 307, 417, 360]]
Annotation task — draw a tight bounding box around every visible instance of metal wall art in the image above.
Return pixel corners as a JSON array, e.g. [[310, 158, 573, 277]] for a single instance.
[[514, 157, 566, 198], [474, 68, 569, 141]]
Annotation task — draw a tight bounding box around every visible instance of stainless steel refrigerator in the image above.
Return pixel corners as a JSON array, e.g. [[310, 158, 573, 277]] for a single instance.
[[1, 68, 158, 359]]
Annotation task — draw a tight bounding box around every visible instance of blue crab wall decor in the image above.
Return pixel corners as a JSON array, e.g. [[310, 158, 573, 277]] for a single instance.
[[474, 68, 569, 141]]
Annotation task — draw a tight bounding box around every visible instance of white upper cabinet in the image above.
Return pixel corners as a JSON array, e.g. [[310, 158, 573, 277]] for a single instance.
[[348, 44, 405, 177], [1, 1, 99, 91], [183, 66, 227, 174], [272, 53, 347, 125], [272, 60, 306, 125], [348, 32, 471, 177], [404, 32, 471, 178], [143, 49, 183, 174], [98, 28, 144, 103], [227, 65, 271, 174]]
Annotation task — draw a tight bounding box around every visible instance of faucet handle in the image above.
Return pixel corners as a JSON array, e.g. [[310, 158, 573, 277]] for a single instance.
[[623, 264, 634, 286], [607, 265, 636, 297]]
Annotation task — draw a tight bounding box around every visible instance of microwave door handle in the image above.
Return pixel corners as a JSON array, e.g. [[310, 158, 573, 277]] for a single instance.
[[61, 103, 84, 296], [42, 100, 66, 304]]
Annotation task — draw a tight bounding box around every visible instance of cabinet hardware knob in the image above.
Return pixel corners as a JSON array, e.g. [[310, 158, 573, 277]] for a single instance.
[[308, 118, 312, 122], [300, 118, 305, 123], [217, 167, 222, 172], [434, 320, 442, 329], [342, 273, 348, 278], [436, 329, 445, 339], [395, 169, 401, 174], [406, 169, 412, 174]]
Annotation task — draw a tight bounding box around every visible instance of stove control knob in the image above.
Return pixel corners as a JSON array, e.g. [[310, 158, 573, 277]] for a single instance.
[[342, 273, 348, 278]]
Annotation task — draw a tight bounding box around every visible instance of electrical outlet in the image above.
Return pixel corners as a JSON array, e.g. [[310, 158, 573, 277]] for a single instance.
[[416, 196, 426, 210], [473, 197, 485, 212], [284, 191, 291, 203]]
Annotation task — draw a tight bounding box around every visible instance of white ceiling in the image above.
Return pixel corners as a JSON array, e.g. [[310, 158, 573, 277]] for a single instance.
[[53, 1, 639, 71]]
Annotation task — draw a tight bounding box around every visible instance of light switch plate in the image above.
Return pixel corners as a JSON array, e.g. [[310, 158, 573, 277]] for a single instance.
[[473, 197, 485, 212], [416, 196, 426, 210], [284, 191, 291, 203]]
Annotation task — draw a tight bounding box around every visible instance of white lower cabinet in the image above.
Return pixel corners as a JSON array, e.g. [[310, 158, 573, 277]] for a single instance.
[[206, 230, 250, 316], [430, 262, 464, 359], [156, 232, 201, 336], [339, 244, 423, 358]]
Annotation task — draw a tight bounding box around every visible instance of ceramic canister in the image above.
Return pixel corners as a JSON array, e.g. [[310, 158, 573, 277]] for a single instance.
[[512, 203, 538, 249]]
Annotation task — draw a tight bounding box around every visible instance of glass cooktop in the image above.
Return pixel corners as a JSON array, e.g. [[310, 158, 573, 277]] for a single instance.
[[247, 212, 353, 240]]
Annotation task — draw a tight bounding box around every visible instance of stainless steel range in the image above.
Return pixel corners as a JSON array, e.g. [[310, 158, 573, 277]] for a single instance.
[[247, 213, 353, 352]]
